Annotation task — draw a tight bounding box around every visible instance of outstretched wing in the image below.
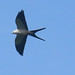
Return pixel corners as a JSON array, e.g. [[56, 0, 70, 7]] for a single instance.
[[15, 35, 27, 55], [15, 10, 28, 30]]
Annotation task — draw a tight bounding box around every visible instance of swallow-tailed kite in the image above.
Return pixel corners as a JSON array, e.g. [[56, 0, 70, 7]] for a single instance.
[[12, 10, 46, 56]]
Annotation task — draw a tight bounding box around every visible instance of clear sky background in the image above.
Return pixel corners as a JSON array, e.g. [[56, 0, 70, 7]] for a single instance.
[[0, 0, 75, 75]]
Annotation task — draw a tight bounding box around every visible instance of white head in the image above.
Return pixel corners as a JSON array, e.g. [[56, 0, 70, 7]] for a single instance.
[[12, 29, 19, 34]]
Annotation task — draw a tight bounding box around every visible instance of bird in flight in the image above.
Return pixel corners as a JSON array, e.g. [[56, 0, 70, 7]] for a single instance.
[[12, 10, 46, 56]]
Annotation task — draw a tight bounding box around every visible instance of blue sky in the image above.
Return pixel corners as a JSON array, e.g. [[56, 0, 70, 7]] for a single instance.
[[0, 0, 75, 75]]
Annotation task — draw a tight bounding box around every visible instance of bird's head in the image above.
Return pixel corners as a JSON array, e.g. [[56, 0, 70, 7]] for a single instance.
[[12, 31, 15, 34], [12, 29, 19, 34]]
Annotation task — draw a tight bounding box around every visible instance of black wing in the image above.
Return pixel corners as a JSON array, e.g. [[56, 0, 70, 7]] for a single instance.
[[15, 35, 27, 55], [15, 10, 28, 30]]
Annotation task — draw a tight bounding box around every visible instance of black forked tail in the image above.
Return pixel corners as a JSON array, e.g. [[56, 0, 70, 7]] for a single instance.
[[31, 34, 45, 41], [30, 27, 46, 41], [30, 27, 46, 33]]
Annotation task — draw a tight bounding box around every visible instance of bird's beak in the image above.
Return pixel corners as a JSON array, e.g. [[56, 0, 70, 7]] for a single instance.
[[12, 31, 14, 34]]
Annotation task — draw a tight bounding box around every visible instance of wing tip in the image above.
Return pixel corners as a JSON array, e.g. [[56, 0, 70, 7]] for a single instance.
[[19, 52, 23, 56], [21, 9, 24, 13]]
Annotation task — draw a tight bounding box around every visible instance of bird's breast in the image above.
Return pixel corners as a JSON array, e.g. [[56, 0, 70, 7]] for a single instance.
[[19, 29, 29, 35]]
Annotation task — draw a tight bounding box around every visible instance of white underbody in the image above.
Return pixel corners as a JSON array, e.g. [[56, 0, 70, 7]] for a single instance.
[[12, 29, 29, 35]]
